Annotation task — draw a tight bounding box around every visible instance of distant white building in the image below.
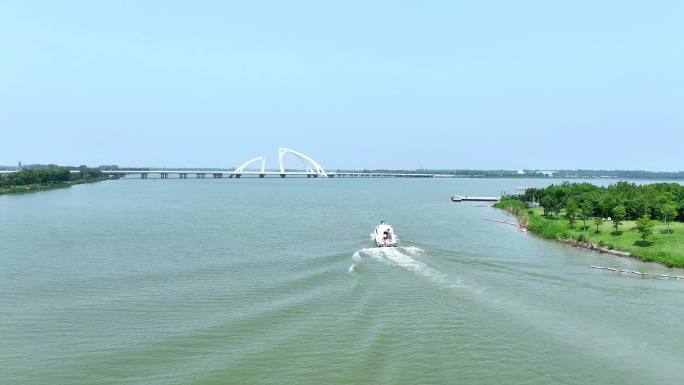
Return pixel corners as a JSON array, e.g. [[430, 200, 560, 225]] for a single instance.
[[536, 170, 557, 177], [517, 169, 525, 175]]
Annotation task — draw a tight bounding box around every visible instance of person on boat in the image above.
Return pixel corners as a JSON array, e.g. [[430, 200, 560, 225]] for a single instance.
[[383, 229, 390, 242]]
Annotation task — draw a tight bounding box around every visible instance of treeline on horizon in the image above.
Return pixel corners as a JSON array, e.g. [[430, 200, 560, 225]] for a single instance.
[[0, 166, 104, 187], [335, 169, 684, 179], [515, 182, 684, 222], [2, 164, 683, 179], [0, 164, 125, 171]]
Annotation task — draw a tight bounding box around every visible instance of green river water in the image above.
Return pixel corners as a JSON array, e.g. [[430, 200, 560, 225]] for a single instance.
[[2, 178, 683, 384]]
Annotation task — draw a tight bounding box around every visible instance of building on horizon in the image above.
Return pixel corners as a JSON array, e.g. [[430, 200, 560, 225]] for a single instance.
[[536, 170, 557, 177]]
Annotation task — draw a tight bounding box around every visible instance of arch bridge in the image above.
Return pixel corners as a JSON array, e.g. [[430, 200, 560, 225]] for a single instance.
[[278, 147, 327, 177], [230, 148, 327, 178], [59, 148, 437, 179], [233, 156, 266, 178]]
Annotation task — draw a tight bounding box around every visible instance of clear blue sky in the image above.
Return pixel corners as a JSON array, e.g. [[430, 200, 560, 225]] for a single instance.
[[1, 1, 682, 170]]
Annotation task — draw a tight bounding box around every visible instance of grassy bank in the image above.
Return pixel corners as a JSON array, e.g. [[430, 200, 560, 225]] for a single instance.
[[496, 198, 684, 268]]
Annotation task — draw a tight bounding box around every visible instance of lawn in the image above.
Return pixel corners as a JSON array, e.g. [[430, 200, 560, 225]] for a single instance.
[[497, 200, 684, 268]]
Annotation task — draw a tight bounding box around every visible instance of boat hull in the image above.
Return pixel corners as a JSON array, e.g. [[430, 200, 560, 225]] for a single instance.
[[373, 224, 397, 247]]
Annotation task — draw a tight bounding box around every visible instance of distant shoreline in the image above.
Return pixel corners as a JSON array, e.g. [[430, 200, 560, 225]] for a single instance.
[[3, 166, 684, 180], [0, 177, 109, 196], [0, 167, 112, 196]]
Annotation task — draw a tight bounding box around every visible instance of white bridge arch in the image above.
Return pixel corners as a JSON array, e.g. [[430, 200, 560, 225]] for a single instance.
[[278, 148, 327, 177], [233, 156, 265, 175]]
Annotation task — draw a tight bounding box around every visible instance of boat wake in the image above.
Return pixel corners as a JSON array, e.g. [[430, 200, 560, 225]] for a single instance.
[[350, 246, 482, 294]]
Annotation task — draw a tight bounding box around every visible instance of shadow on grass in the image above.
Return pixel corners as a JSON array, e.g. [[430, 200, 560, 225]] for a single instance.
[[634, 240, 654, 247], [611, 231, 623, 236], [660, 229, 674, 235]]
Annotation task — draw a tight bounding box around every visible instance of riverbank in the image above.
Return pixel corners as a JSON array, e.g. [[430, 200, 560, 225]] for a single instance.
[[0, 177, 110, 196], [495, 198, 684, 268]]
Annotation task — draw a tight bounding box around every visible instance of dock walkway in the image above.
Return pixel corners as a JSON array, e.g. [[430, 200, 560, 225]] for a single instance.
[[451, 195, 501, 202]]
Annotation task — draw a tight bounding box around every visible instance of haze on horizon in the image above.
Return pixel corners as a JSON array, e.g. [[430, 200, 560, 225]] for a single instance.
[[1, 1, 682, 171]]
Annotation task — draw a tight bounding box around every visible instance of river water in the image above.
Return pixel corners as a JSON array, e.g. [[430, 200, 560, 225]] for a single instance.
[[2, 178, 683, 384]]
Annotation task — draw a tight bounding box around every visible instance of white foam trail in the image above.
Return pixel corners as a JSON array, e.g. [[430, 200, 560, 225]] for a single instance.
[[367, 248, 437, 278], [352, 251, 362, 262], [353, 247, 427, 271], [402, 246, 424, 256], [351, 247, 482, 294], [348, 264, 356, 274]]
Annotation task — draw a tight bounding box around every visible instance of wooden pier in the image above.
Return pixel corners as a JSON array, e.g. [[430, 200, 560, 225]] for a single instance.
[[451, 195, 501, 202]]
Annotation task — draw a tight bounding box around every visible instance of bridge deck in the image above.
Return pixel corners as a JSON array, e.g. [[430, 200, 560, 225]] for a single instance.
[[0, 170, 441, 178], [107, 171, 437, 178]]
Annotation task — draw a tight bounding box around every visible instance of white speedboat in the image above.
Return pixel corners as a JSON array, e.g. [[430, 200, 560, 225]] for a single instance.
[[372, 221, 397, 247]]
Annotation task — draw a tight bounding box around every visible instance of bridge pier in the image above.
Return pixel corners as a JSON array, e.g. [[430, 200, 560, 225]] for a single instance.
[[213, 173, 222, 178], [197, 173, 205, 178], [180, 173, 187, 179], [259, 174, 265, 178], [141, 173, 148, 179], [280, 174, 286, 178], [161, 173, 168, 179]]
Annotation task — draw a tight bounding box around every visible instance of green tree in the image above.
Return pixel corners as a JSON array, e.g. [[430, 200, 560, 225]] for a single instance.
[[600, 195, 617, 218], [77, 167, 102, 180], [624, 198, 647, 220], [540, 195, 557, 218], [662, 203, 677, 235], [593, 216, 604, 233], [580, 200, 593, 230], [1, 167, 73, 188], [612, 205, 626, 232], [565, 199, 578, 228], [654, 192, 675, 219], [636, 214, 655, 242]]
